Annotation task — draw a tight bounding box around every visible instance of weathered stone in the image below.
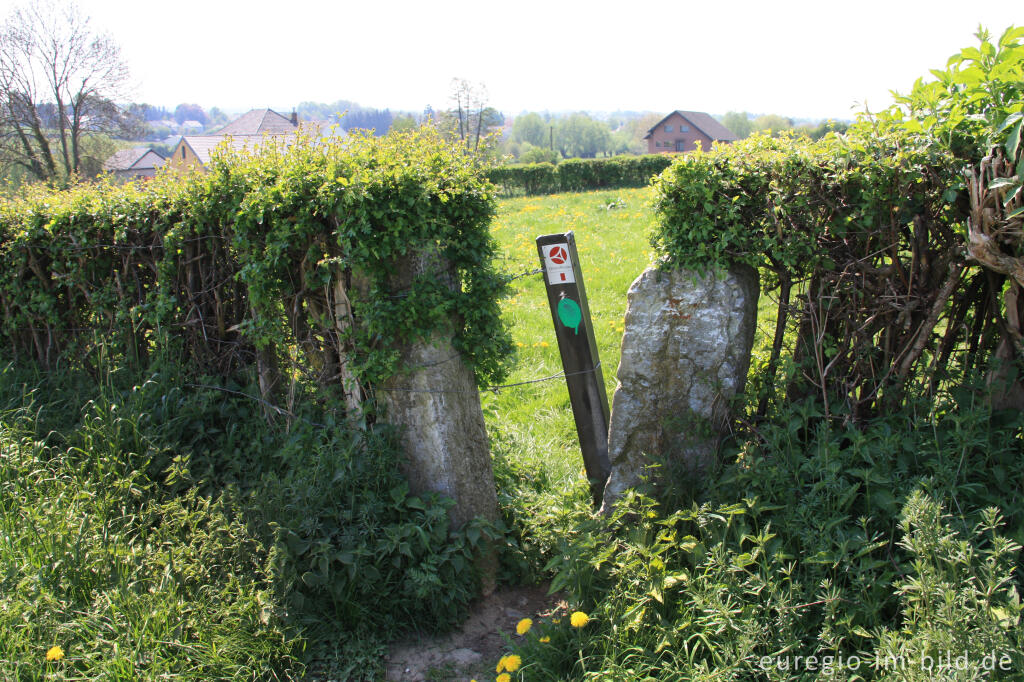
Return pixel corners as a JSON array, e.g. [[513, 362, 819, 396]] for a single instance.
[[376, 246, 500, 593], [601, 264, 759, 511], [379, 244, 499, 534], [380, 333, 499, 531]]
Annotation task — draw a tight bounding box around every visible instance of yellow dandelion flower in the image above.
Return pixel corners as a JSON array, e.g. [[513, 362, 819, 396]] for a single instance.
[[552, 618, 561, 624], [496, 656, 507, 672], [45, 646, 64, 661], [540, 635, 551, 643], [503, 654, 522, 672], [539, 341, 549, 347], [570, 611, 590, 628], [516, 618, 532, 635], [497, 674, 511, 682]]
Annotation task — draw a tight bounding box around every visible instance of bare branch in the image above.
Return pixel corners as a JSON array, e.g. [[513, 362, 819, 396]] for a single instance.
[[0, 0, 131, 183]]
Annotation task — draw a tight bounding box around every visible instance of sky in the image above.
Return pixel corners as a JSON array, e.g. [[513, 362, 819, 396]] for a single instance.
[[15, 0, 1022, 121]]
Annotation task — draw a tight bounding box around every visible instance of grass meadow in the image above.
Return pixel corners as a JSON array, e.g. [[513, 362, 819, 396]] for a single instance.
[[486, 187, 658, 487]]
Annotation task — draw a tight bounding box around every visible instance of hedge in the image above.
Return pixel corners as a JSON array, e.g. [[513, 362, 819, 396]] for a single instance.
[[0, 127, 514, 405], [652, 129, 991, 420], [486, 154, 674, 196]]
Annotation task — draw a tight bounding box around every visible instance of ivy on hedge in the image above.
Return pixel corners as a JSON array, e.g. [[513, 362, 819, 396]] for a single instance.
[[0, 127, 514, 397], [486, 154, 674, 196]]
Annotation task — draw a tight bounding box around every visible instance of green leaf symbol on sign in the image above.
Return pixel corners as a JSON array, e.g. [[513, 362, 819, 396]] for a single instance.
[[557, 298, 583, 335]]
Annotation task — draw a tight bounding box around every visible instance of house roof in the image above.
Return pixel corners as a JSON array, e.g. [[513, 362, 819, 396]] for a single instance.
[[213, 108, 298, 135], [178, 134, 295, 166], [643, 111, 739, 142], [103, 147, 166, 171]]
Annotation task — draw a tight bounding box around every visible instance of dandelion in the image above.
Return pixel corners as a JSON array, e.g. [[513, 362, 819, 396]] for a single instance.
[[570, 611, 590, 628], [540, 635, 551, 643], [503, 654, 522, 672], [516, 618, 532, 635], [496, 674, 511, 682], [45, 646, 64, 661], [539, 341, 549, 347]]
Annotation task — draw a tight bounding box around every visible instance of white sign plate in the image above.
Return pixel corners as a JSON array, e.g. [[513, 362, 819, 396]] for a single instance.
[[542, 243, 575, 285]]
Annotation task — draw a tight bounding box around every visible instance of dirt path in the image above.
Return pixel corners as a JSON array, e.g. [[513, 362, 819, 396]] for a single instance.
[[385, 584, 563, 682]]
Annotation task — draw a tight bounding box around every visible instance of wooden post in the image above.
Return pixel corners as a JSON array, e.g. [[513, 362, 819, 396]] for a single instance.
[[536, 231, 611, 505]]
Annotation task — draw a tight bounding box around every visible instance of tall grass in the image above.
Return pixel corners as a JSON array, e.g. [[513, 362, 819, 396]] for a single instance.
[[0, 363, 492, 680]]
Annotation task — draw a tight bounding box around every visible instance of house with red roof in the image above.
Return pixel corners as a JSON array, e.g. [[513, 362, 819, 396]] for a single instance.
[[644, 111, 738, 153]]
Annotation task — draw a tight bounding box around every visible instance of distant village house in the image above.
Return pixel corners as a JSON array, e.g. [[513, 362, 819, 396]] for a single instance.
[[644, 111, 737, 153], [167, 108, 301, 172], [102, 147, 166, 181]]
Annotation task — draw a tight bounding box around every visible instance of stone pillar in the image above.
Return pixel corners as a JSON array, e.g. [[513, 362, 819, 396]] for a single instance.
[[380, 332, 499, 530], [601, 264, 759, 512], [377, 246, 499, 533]]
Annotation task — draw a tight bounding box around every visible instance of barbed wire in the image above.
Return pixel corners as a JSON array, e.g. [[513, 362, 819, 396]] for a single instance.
[[1, 234, 222, 252], [184, 361, 604, 428], [375, 362, 603, 395], [504, 267, 542, 283]]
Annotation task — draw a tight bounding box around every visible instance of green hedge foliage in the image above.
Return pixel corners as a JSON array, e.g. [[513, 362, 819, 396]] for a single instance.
[[651, 27, 1024, 423], [650, 129, 989, 419], [486, 154, 673, 196], [0, 128, 513, 397]]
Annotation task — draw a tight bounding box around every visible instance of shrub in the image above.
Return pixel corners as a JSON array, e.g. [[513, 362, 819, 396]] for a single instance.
[[519, 145, 561, 165], [651, 26, 1024, 422], [0, 364, 497, 679], [487, 162, 559, 196], [485, 155, 673, 196], [0, 127, 513, 401], [503, 393, 1024, 680]]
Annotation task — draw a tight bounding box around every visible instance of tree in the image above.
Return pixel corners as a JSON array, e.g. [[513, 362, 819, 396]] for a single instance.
[[512, 112, 547, 147], [173, 103, 207, 125], [615, 112, 663, 154], [0, 0, 132, 184], [752, 114, 793, 136], [440, 78, 495, 152], [390, 114, 419, 134], [555, 113, 611, 158], [721, 111, 754, 139]]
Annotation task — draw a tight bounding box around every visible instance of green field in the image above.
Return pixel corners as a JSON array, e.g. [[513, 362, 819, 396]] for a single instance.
[[486, 186, 659, 486]]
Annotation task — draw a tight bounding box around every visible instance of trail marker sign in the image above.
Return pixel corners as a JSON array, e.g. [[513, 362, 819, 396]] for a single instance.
[[541, 243, 576, 284], [536, 232, 610, 505]]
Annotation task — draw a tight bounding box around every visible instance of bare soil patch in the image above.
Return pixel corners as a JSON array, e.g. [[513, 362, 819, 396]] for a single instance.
[[385, 583, 563, 682]]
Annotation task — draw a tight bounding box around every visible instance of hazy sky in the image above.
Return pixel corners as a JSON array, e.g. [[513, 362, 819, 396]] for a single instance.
[[30, 0, 1023, 120]]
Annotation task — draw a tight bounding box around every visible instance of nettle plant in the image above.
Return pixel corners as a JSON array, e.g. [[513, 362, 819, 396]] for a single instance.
[[0, 127, 514, 413]]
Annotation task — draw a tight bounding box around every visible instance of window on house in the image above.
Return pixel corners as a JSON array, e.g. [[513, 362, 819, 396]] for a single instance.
[[680, 125, 690, 132], [181, 146, 185, 159], [665, 125, 673, 132]]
